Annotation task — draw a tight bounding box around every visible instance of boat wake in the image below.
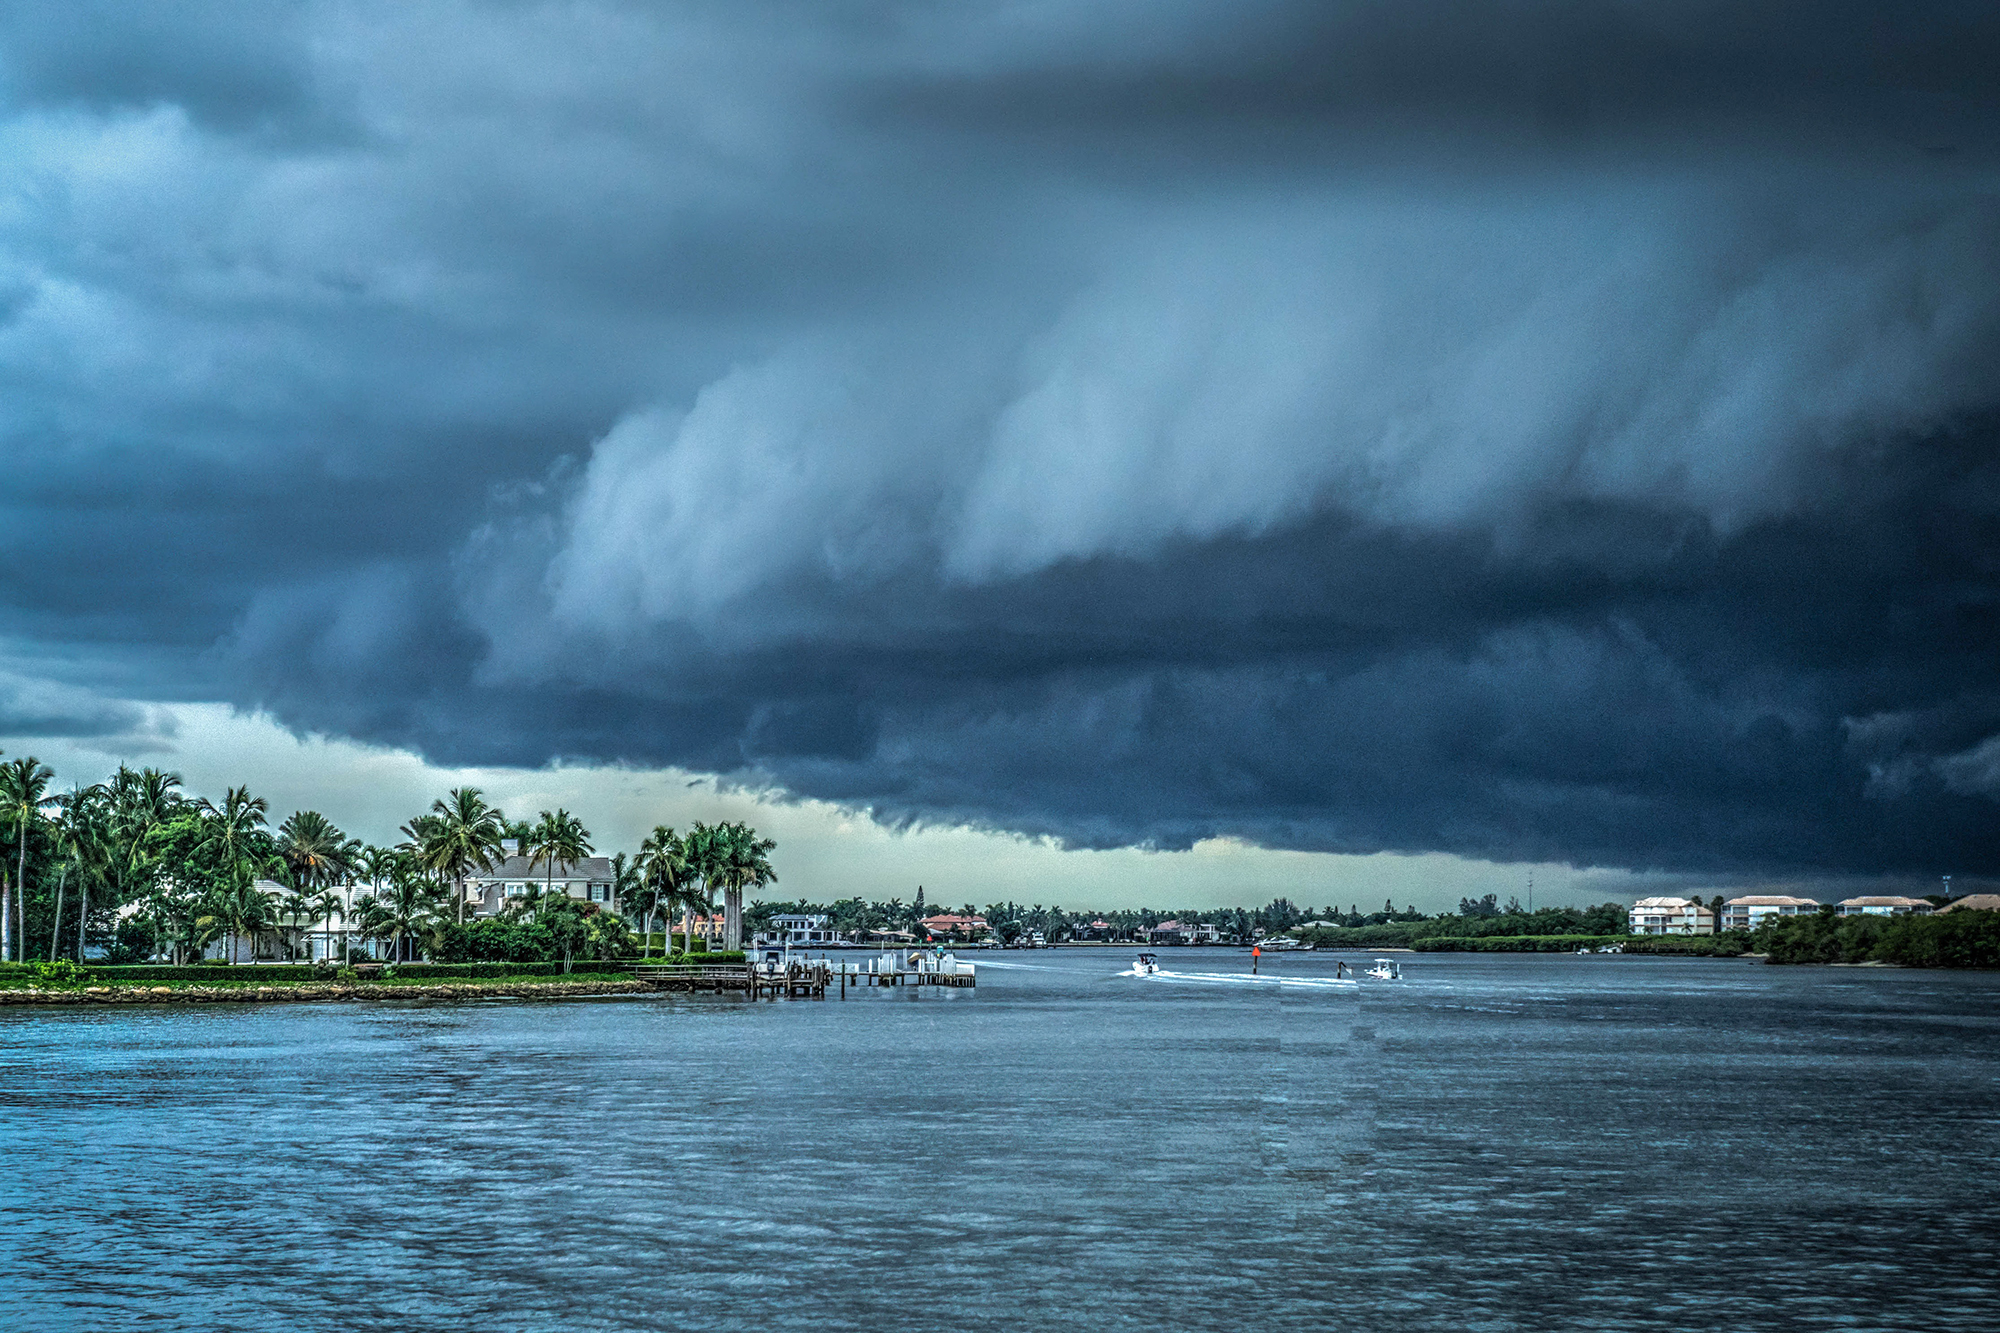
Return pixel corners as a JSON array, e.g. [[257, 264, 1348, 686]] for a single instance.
[[1120, 966, 1358, 989]]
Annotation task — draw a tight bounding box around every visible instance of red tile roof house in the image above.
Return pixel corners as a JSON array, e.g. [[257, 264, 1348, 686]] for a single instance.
[[919, 913, 990, 940]]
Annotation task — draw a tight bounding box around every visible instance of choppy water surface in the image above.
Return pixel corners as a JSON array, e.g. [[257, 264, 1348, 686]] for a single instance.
[[4, 952, 1998, 1332]]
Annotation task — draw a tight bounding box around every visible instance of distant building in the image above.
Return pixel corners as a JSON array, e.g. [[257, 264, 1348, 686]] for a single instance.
[[1146, 919, 1220, 944], [1721, 895, 1821, 931], [757, 913, 839, 947], [1628, 897, 1716, 936], [1837, 896, 1934, 917], [920, 913, 990, 940], [1938, 894, 2000, 914]]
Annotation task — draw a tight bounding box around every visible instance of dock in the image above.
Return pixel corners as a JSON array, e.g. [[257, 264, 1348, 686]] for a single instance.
[[630, 951, 976, 999]]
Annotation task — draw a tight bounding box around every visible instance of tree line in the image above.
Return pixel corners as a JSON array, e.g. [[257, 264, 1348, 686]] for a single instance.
[[0, 752, 773, 968]]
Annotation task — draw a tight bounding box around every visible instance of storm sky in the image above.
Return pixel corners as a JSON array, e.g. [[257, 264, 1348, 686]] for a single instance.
[[5, 1, 2000, 887]]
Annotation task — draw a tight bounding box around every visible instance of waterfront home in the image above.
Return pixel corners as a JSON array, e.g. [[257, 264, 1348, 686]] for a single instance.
[[1627, 897, 1717, 935], [1939, 894, 2000, 913], [1720, 895, 1821, 931], [464, 847, 618, 917], [1836, 896, 1934, 917], [1146, 919, 1221, 944], [752, 913, 840, 948], [919, 912, 990, 940]]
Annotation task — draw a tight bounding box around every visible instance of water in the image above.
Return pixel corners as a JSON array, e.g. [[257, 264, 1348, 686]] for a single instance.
[[4, 951, 1998, 1332]]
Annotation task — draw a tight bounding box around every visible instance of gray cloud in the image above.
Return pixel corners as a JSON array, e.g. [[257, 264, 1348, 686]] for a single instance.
[[3, 2, 1999, 875]]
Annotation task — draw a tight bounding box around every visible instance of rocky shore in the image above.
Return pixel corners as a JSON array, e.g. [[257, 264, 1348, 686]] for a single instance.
[[0, 979, 653, 1005]]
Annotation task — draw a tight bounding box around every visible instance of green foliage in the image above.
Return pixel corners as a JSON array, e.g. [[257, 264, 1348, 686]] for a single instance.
[[1758, 909, 2000, 967], [386, 961, 567, 978], [1415, 934, 1628, 952], [28, 958, 85, 987]]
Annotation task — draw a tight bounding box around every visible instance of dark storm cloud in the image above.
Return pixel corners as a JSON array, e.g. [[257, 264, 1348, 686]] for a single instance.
[[5, 1, 2000, 875]]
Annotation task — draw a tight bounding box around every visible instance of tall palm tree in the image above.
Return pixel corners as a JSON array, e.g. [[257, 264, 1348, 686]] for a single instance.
[[525, 808, 593, 906], [714, 822, 776, 952], [52, 783, 113, 962], [196, 787, 271, 886], [411, 789, 507, 925], [681, 822, 723, 950], [1, 755, 57, 964], [635, 825, 690, 957], [109, 766, 182, 910]]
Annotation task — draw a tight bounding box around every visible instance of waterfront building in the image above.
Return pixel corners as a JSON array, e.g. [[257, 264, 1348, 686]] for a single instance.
[[1147, 919, 1221, 944], [464, 846, 618, 917], [919, 912, 990, 940], [1627, 897, 1717, 935], [1836, 896, 1934, 917], [1720, 895, 1821, 931], [753, 913, 840, 948], [1938, 894, 2000, 913]]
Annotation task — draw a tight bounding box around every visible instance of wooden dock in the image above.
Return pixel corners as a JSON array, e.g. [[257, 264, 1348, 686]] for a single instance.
[[630, 954, 976, 999]]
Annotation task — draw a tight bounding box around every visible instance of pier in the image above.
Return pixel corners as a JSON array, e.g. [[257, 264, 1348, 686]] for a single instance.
[[630, 951, 976, 999]]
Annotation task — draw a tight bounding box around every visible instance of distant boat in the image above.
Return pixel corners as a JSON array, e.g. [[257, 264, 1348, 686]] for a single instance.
[[1135, 953, 1159, 975], [1258, 937, 1313, 952], [1365, 959, 1402, 980]]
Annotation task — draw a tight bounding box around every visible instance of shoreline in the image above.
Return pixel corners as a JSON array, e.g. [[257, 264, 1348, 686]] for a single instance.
[[0, 979, 654, 1006]]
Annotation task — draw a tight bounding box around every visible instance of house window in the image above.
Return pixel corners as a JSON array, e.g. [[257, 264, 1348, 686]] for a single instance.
[[506, 884, 528, 897], [588, 884, 611, 902]]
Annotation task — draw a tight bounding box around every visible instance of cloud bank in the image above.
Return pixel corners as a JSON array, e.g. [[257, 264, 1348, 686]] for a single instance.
[[4, 2, 2000, 874]]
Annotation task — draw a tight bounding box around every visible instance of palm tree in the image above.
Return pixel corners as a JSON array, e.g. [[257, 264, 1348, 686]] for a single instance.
[[681, 822, 724, 950], [108, 765, 182, 910], [196, 786, 270, 886], [635, 825, 690, 957], [276, 811, 359, 901], [1, 755, 57, 964], [714, 822, 776, 952], [607, 851, 648, 955], [354, 872, 445, 963], [411, 789, 507, 925], [52, 783, 113, 962], [206, 874, 279, 964], [351, 845, 399, 963], [306, 888, 345, 963], [525, 808, 593, 906]]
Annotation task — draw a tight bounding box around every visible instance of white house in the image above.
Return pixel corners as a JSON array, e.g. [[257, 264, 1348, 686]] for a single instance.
[[1628, 897, 1717, 936], [757, 913, 839, 947], [1836, 896, 1933, 918], [464, 843, 618, 917], [1720, 895, 1821, 931]]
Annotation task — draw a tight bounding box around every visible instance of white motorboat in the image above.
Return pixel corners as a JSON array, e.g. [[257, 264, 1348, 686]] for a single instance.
[[1135, 952, 1160, 975], [1365, 958, 1402, 980]]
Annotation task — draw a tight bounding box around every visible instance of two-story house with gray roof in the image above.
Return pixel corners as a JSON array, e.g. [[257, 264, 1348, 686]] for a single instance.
[[464, 840, 619, 917]]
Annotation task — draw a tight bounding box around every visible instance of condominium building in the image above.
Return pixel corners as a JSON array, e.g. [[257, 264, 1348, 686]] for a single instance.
[[1628, 897, 1717, 936], [1835, 896, 1933, 917], [1720, 895, 1821, 931]]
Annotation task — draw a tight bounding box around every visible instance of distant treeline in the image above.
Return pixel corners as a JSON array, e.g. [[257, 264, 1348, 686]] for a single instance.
[[1757, 910, 2000, 968]]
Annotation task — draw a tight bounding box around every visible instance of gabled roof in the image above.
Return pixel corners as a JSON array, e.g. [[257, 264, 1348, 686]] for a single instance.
[[1940, 894, 2000, 913], [1838, 896, 1930, 907], [1724, 895, 1821, 907], [473, 855, 615, 881]]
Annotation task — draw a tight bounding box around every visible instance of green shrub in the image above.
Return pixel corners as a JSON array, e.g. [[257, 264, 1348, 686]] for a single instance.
[[29, 959, 86, 988]]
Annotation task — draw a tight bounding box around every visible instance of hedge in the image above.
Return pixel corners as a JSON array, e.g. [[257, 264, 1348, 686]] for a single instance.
[[82, 964, 325, 983], [1410, 934, 1749, 956]]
